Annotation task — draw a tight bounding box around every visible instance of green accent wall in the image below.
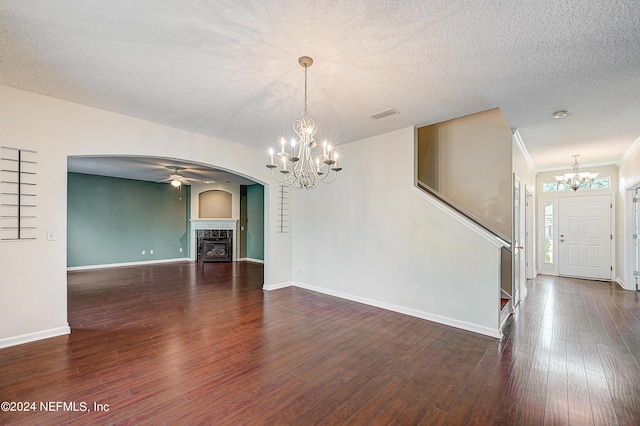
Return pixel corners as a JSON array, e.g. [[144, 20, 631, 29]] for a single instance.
[[246, 184, 264, 260], [67, 172, 190, 267]]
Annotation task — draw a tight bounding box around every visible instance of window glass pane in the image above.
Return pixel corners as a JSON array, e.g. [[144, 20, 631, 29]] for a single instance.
[[558, 183, 571, 191], [542, 177, 610, 192], [544, 202, 553, 264], [591, 177, 610, 189]]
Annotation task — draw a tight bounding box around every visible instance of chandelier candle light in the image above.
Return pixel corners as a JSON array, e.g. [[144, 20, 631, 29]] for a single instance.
[[266, 56, 342, 189], [555, 155, 599, 191]]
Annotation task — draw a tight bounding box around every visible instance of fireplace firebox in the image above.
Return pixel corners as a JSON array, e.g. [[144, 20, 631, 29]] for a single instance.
[[197, 229, 232, 263]]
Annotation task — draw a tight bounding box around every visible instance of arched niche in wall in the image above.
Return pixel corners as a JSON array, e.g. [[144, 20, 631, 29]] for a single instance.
[[199, 190, 232, 218]]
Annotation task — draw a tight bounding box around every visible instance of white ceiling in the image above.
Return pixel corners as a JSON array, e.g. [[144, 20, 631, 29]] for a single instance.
[[1, 0, 640, 174]]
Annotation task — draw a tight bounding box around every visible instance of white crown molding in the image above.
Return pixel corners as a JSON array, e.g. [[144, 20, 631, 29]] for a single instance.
[[618, 135, 640, 167], [512, 129, 537, 173]]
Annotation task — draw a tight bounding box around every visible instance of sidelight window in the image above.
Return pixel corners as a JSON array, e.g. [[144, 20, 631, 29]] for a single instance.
[[544, 202, 554, 264]]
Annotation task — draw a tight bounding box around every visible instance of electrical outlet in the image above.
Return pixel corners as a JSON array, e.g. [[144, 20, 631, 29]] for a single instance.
[[150, 250, 154, 255], [179, 248, 183, 252], [299, 267, 303, 274], [415, 285, 421, 295], [142, 250, 145, 255]]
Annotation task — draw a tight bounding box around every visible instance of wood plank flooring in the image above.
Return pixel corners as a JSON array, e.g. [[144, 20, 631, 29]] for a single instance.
[[1, 263, 640, 424]]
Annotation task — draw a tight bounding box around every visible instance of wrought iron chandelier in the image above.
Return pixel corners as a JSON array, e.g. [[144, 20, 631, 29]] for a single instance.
[[266, 56, 342, 189], [555, 155, 599, 191]]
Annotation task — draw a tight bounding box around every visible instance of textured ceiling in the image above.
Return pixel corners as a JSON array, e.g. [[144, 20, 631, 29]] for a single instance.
[[1, 0, 640, 173], [67, 156, 257, 186]]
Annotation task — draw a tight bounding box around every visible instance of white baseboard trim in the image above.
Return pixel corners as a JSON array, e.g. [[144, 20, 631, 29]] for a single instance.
[[293, 282, 502, 339], [67, 258, 190, 271], [614, 277, 628, 290], [263, 281, 293, 291], [236, 258, 265, 264], [0, 325, 71, 349]]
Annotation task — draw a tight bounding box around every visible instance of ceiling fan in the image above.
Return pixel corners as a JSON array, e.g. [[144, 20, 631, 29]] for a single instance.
[[159, 167, 198, 188]]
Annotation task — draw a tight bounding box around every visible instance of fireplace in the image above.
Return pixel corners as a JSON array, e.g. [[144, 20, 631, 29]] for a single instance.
[[190, 219, 237, 262], [198, 229, 233, 263]]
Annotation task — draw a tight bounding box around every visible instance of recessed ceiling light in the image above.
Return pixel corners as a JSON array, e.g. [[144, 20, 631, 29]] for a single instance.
[[552, 111, 568, 119]]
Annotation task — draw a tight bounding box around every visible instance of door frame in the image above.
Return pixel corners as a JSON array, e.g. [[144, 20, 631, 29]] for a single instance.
[[538, 190, 616, 280], [525, 186, 535, 280], [622, 176, 640, 290], [557, 194, 612, 280], [512, 173, 524, 306]]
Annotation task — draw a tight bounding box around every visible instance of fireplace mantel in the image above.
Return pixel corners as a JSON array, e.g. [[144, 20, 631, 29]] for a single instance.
[[190, 219, 237, 230], [189, 219, 238, 260]]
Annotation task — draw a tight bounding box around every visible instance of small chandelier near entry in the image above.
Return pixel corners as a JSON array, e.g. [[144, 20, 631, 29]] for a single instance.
[[555, 155, 599, 191], [266, 56, 342, 189]]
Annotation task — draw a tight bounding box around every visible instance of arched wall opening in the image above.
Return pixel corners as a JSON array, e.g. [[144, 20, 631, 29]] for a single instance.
[[0, 85, 293, 348], [66, 154, 270, 279]]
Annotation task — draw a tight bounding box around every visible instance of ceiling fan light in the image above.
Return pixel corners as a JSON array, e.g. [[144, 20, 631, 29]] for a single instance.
[[171, 179, 181, 187]]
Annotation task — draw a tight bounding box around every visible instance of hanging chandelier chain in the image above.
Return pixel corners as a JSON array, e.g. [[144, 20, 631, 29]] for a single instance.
[[304, 64, 308, 118]]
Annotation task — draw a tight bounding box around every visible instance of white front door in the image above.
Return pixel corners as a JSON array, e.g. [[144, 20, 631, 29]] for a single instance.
[[558, 195, 611, 280]]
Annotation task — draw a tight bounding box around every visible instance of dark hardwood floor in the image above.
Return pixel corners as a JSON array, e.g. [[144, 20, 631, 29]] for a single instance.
[[1, 263, 640, 425]]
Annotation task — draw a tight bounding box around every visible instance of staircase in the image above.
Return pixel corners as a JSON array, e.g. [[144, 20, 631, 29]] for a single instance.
[[416, 108, 516, 335]]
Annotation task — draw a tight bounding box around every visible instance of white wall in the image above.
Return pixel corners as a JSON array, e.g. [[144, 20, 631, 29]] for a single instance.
[[290, 127, 504, 337], [0, 85, 292, 348], [617, 138, 640, 290]]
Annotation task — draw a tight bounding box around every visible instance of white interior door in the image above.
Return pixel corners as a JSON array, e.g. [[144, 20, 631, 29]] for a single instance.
[[525, 189, 534, 280], [513, 174, 523, 305], [558, 195, 611, 280], [634, 187, 640, 290]]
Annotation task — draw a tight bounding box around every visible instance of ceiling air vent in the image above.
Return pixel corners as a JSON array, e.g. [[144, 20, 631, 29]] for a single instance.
[[370, 108, 399, 120]]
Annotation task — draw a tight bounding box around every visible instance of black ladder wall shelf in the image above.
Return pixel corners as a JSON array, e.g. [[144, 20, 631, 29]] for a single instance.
[[277, 185, 289, 233], [0, 146, 37, 241]]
